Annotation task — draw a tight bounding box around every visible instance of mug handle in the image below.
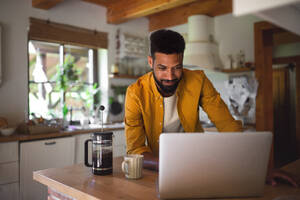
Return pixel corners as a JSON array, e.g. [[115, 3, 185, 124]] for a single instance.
[[121, 160, 129, 175], [84, 139, 92, 167]]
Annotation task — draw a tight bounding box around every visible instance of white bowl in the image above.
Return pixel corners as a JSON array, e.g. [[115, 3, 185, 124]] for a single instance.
[[1, 127, 16, 136]]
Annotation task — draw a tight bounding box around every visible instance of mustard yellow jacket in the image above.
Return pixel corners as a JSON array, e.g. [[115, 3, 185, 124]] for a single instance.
[[125, 69, 242, 156]]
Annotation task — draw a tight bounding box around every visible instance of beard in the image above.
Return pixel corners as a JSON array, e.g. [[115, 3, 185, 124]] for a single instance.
[[152, 71, 181, 94]]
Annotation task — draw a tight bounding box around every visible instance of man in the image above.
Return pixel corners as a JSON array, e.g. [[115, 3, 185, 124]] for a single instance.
[[125, 29, 242, 170], [124, 29, 298, 187]]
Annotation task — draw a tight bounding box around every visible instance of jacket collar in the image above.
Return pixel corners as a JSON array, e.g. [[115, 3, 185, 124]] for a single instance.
[[149, 72, 162, 100]]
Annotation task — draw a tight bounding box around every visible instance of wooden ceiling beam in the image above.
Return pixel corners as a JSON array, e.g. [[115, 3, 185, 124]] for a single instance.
[[82, 0, 119, 8], [273, 31, 300, 46], [32, 0, 64, 10], [148, 0, 232, 31], [106, 0, 198, 24]]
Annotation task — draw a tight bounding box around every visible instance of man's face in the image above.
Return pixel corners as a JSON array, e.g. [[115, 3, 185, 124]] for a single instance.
[[148, 52, 183, 96]]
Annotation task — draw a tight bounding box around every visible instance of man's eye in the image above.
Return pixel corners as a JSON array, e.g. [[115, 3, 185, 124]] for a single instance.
[[158, 67, 166, 70]]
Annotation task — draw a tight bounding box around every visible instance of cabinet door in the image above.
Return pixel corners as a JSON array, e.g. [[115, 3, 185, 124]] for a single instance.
[[20, 137, 75, 200], [0, 182, 19, 200], [113, 130, 126, 146], [74, 133, 92, 164], [113, 145, 127, 157], [113, 130, 126, 157], [0, 141, 18, 163], [0, 161, 18, 184]]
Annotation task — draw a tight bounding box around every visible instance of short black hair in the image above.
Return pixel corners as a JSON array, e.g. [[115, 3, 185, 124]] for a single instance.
[[149, 29, 185, 58]]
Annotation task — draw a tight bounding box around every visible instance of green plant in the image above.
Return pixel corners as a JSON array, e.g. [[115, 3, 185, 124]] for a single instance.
[[55, 55, 80, 92], [52, 55, 101, 120], [80, 83, 101, 110], [54, 55, 80, 119]]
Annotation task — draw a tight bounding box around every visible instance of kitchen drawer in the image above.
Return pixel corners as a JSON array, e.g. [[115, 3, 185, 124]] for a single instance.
[[0, 142, 18, 163], [0, 182, 19, 200], [0, 161, 19, 184]]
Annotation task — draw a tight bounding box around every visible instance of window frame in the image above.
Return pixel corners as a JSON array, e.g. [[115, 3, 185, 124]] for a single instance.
[[27, 18, 106, 121]]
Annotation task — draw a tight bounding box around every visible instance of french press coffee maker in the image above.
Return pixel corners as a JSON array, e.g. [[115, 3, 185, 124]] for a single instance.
[[84, 106, 113, 175], [85, 132, 113, 175]]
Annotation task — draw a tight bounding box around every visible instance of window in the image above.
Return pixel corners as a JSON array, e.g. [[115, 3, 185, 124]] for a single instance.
[[28, 18, 108, 122], [28, 41, 98, 121]]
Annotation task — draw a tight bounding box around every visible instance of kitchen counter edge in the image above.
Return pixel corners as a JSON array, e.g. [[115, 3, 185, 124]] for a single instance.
[[0, 127, 124, 143]]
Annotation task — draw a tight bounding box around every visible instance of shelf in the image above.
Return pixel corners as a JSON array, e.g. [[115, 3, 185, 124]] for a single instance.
[[221, 67, 254, 73], [109, 74, 140, 79]]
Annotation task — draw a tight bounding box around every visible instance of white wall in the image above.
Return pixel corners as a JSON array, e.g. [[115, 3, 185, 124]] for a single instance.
[[169, 14, 261, 69], [0, 0, 148, 125], [214, 14, 261, 69], [233, 0, 300, 35]]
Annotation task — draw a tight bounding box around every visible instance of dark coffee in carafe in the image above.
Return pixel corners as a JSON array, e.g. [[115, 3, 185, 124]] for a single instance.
[[85, 132, 113, 175], [92, 150, 113, 169]]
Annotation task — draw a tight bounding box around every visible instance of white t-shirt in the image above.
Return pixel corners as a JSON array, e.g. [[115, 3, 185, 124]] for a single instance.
[[163, 94, 184, 133]]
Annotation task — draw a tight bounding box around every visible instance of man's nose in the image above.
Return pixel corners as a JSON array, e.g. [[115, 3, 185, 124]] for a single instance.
[[165, 69, 175, 80]]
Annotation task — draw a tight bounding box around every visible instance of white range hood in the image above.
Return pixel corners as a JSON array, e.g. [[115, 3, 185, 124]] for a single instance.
[[183, 15, 223, 70]]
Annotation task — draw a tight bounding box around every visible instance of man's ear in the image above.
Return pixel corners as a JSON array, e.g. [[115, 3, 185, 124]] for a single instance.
[[148, 56, 153, 69]]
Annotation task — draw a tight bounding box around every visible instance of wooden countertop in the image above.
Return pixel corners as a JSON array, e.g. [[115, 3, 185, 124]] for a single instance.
[[0, 126, 124, 143], [34, 158, 300, 200], [34, 157, 158, 200]]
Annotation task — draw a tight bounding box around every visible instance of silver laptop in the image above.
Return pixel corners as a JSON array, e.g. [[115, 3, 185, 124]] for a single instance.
[[159, 132, 272, 199]]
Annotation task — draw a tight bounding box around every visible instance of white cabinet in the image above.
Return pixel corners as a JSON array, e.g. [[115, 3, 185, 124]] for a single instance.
[[0, 183, 19, 200], [113, 130, 126, 157], [0, 142, 19, 200], [0, 141, 18, 163], [20, 137, 75, 200], [0, 162, 19, 184]]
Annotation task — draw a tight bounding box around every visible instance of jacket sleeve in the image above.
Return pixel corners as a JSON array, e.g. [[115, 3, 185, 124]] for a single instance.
[[199, 74, 243, 132], [124, 86, 152, 154]]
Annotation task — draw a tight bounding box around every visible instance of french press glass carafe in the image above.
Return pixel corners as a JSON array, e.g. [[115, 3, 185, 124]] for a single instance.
[[85, 132, 113, 175]]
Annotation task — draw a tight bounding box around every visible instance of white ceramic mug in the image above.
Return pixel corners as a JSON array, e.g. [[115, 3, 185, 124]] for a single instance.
[[121, 154, 144, 179]]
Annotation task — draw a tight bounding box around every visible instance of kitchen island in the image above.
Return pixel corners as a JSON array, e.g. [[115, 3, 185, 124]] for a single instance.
[[34, 157, 300, 200]]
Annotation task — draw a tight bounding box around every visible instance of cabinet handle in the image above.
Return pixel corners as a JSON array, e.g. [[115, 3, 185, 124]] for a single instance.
[[45, 141, 56, 145]]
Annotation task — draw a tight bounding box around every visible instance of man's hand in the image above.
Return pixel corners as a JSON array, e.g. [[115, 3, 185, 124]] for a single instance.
[[266, 169, 299, 187], [142, 152, 159, 171]]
